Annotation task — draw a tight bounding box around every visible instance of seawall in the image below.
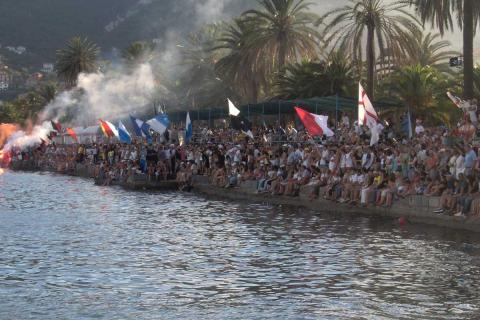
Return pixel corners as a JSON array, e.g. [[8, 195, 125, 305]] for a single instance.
[[192, 176, 480, 233], [10, 160, 177, 190], [10, 160, 480, 233]]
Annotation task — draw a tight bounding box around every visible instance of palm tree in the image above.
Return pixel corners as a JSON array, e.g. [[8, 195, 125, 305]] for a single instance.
[[384, 64, 461, 125], [400, 29, 460, 70], [121, 41, 156, 67], [177, 23, 238, 109], [474, 64, 480, 98], [242, 0, 320, 74], [37, 82, 58, 104], [56, 37, 100, 88], [319, 0, 419, 100], [406, 0, 480, 99], [276, 51, 355, 99], [214, 19, 268, 103]]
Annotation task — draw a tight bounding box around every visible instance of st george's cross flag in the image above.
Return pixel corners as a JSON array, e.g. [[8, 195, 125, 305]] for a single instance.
[[358, 83, 381, 145], [358, 83, 379, 128], [294, 107, 334, 137]]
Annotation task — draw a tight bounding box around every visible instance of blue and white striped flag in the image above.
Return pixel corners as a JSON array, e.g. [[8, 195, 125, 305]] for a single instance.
[[118, 120, 132, 144], [185, 112, 192, 143], [130, 115, 151, 139], [147, 114, 170, 135]]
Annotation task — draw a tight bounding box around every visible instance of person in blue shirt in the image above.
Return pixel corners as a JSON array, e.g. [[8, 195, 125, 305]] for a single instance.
[[464, 145, 477, 176]]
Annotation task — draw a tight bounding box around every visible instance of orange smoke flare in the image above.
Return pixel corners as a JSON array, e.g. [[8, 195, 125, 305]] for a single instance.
[[0, 123, 20, 149], [0, 123, 19, 170]]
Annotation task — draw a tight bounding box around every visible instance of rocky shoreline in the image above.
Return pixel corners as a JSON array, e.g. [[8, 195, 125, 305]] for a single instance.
[[10, 160, 480, 233]]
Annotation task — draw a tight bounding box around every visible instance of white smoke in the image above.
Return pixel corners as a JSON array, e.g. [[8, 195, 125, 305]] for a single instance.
[[42, 63, 157, 125], [2, 0, 247, 153], [105, 0, 154, 33], [77, 63, 156, 120], [2, 122, 51, 152], [189, 0, 234, 27]]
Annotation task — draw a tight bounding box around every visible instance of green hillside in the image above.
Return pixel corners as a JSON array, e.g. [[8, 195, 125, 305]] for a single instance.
[[0, 0, 254, 70]]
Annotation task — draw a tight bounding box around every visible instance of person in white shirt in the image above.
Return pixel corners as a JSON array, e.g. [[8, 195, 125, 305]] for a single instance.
[[415, 119, 425, 135], [328, 155, 337, 173]]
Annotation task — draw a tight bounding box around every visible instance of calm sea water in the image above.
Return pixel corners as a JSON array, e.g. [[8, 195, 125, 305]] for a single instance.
[[1, 171, 480, 320]]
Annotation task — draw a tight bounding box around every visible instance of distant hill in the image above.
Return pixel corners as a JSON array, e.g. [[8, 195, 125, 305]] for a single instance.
[[0, 0, 255, 71]]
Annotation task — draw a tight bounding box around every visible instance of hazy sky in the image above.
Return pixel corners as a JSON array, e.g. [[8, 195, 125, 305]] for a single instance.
[[311, 0, 479, 57]]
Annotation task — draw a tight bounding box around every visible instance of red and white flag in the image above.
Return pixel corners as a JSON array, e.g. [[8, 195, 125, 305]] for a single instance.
[[99, 119, 119, 138], [358, 83, 381, 146], [447, 91, 478, 125], [358, 83, 379, 128], [294, 107, 334, 137], [447, 91, 462, 108]]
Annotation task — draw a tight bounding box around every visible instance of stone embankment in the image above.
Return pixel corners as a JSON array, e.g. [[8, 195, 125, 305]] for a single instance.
[[10, 160, 178, 190], [11, 160, 480, 233], [193, 176, 480, 233]]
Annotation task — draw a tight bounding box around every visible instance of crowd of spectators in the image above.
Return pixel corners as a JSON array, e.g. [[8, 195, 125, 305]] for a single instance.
[[10, 113, 480, 218]]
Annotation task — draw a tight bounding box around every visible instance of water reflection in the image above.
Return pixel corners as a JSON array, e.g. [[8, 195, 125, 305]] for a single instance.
[[0, 171, 479, 319]]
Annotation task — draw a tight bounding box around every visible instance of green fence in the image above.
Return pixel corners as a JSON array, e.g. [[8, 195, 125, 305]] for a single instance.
[[168, 95, 398, 124]]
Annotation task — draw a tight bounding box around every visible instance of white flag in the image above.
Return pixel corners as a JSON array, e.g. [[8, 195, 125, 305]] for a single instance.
[[370, 124, 380, 146], [228, 98, 241, 116]]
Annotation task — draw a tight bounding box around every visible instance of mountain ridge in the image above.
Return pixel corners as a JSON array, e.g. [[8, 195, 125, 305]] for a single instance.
[[0, 0, 254, 70]]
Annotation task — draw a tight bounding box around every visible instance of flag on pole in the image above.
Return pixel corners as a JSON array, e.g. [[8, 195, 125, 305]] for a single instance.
[[130, 115, 151, 139], [447, 91, 478, 125], [369, 125, 380, 147], [447, 91, 462, 108], [66, 128, 78, 143], [147, 114, 170, 135], [51, 120, 62, 133], [401, 112, 413, 139], [228, 99, 241, 116], [358, 83, 379, 127], [99, 120, 119, 138], [358, 83, 381, 145], [294, 107, 334, 137], [243, 130, 254, 140], [118, 120, 132, 144], [185, 112, 192, 144]]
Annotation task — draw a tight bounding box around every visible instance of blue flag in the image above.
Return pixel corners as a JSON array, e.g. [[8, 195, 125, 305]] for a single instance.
[[185, 112, 192, 143], [147, 114, 170, 135], [118, 120, 132, 144], [401, 112, 413, 139], [130, 115, 151, 139]]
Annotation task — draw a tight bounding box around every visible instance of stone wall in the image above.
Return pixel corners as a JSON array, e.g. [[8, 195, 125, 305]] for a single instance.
[[193, 176, 480, 233], [11, 161, 480, 233]]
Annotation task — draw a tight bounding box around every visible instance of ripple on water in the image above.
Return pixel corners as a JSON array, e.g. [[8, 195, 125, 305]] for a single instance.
[[0, 171, 479, 319]]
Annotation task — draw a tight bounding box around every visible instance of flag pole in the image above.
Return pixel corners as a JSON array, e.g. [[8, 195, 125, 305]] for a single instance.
[[208, 108, 211, 129], [335, 93, 339, 131], [278, 101, 281, 125]]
